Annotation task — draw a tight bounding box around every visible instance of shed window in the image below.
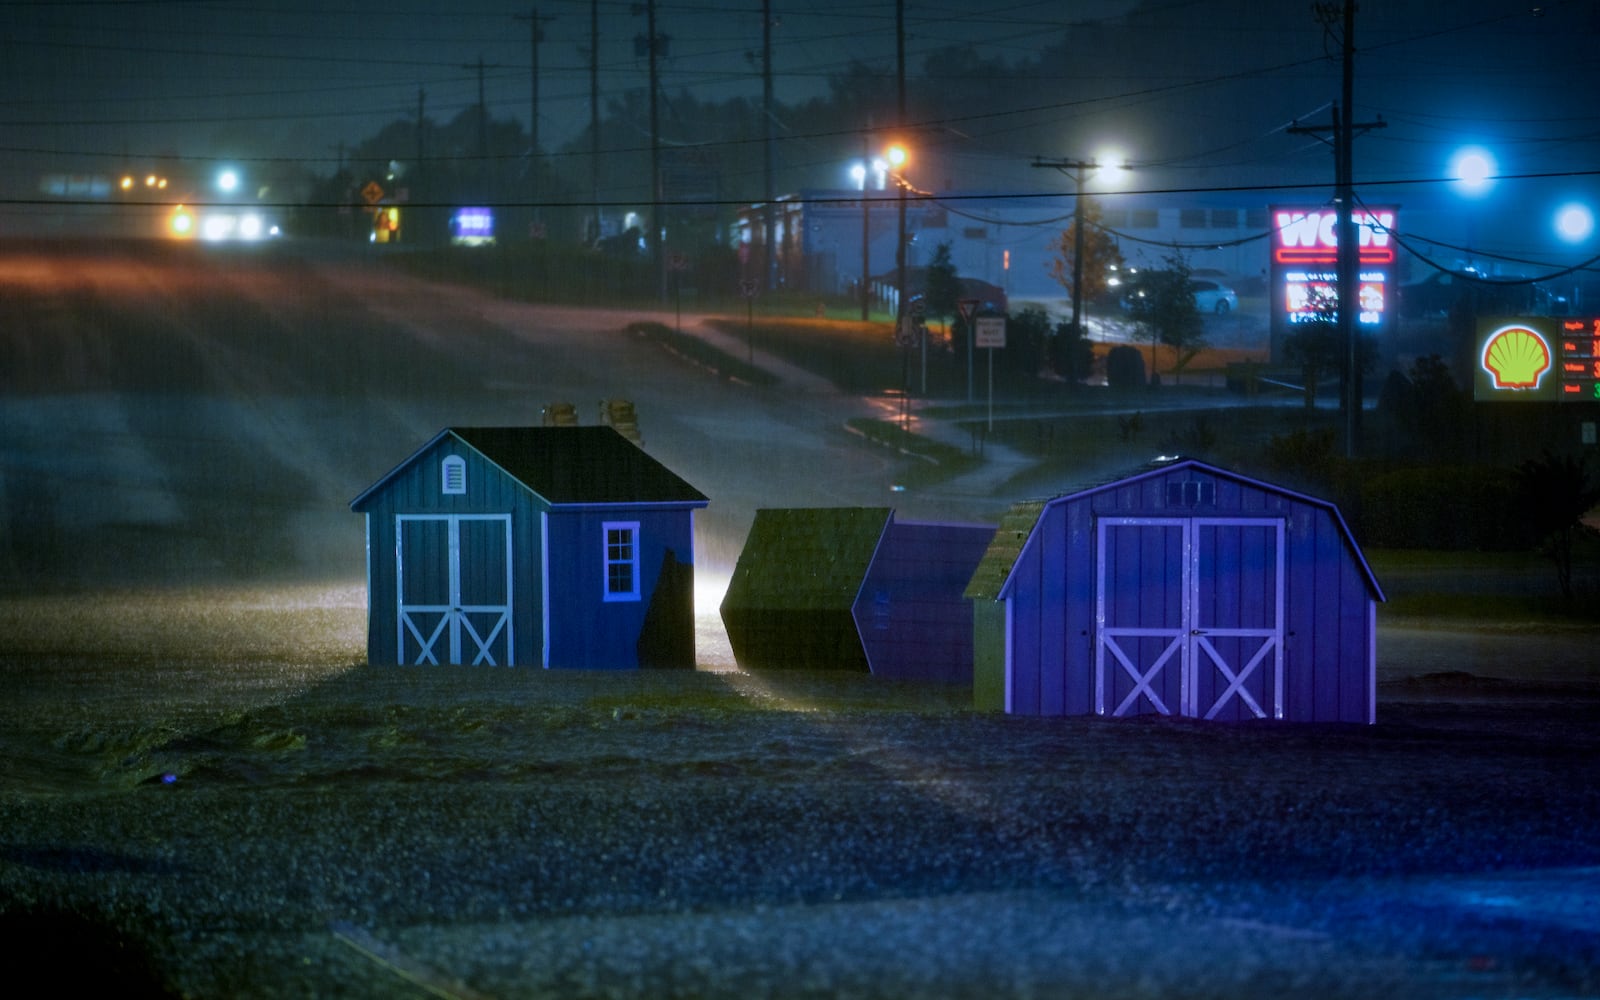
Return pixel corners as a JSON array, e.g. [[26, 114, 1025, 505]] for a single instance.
[[603, 522, 641, 601], [441, 456, 466, 495]]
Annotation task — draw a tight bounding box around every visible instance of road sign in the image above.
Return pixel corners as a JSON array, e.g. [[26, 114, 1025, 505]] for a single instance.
[[361, 181, 384, 205], [957, 297, 980, 327], [895, 314, 921, 347], [975, 316, 1006, 348], [739, 278, 759, 298]]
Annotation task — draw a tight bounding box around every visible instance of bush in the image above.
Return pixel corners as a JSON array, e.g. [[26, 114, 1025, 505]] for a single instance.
[[1358, 465, 1524, 550], [1106, 345, 1146, 390]]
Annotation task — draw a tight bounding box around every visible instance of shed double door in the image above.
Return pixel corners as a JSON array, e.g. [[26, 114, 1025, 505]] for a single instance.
[[1094, 517, 1285, 720], [396, 515, 513, 665]]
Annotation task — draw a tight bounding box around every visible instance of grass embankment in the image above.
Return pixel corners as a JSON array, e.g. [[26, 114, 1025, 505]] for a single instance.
[[1367, 548, 1600, 625]]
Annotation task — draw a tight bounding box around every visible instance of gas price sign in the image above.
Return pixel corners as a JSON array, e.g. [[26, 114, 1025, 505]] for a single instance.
[[1269, 206, 1397, 359], [1474, 316, 1600, 403]]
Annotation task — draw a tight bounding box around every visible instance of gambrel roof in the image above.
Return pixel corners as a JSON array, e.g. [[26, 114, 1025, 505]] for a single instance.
[[350, 426, 708, 510], [965, 456, 1384, 603]]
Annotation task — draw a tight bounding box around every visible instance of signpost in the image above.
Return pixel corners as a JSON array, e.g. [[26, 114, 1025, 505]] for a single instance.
[[740, 278, 759, 364], [975, 315, 1006, 431], [957, 297, 980, 403]]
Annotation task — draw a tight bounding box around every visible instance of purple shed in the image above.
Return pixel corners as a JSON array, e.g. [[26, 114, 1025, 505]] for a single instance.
[[965, 458, 1385, 723], [720, 507, 996, 683]]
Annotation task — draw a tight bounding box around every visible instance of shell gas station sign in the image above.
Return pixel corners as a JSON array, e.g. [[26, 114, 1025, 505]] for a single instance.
[[1474, 316, 1600, 403]]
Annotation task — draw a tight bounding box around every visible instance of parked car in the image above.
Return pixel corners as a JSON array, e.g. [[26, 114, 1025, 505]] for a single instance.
[[1192, 279, 1238, 314], [1120, 274, 1239, 315]]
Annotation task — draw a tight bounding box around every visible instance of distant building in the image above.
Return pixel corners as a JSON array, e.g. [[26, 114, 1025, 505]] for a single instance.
[[731, 189, 1283, 314], [350, 426, 708, 669]]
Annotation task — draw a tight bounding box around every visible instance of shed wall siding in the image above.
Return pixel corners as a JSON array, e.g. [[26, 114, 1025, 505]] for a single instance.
[[992, 463, 1378, 723], [856, 521, 993, 683], [544, 507, 696, 669], [359, 439, 543, 666]]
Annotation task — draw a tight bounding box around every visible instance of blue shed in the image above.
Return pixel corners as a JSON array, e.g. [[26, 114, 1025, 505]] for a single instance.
[[965, 458, 1385, 723], [350, 426, 708, 669], [720, 507, 995, 683]]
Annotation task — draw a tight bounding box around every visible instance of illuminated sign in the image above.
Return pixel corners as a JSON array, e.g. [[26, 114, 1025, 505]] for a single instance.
[[1474, 316, 1600, 402], [1272, 208, 1396, 265], [450, 207, 496, 246], [1269, 206, 1398, 347]]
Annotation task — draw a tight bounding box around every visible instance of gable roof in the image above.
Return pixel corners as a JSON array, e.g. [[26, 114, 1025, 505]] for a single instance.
[[720, 507, 892, 612], [350, 426, 708, 510], [967, 457, 1384, 602]]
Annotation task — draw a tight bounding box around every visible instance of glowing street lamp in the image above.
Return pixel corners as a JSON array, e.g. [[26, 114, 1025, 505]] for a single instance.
[[852, 150, 891, 321], [1032, 153, 1132, 338], [1555, 202, 1595, 244], [216, 168, 240, 194], [886, 142, 913, 361], [1450, 146, 1496, 197]]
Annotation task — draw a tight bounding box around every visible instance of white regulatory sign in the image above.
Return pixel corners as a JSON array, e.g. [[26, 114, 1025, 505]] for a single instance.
[[975, 316, 1006, 349]]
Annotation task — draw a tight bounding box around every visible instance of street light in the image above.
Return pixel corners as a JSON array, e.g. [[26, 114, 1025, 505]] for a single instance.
[[884, 144, 911, 321], [1555, 202, 1594, 244], [1449, 146, 1497, 271], [850, 151, 889, 321], [1450, 147, 1496, 197], [879, 141, 926, 413], [1032, 154, 1129, 340]]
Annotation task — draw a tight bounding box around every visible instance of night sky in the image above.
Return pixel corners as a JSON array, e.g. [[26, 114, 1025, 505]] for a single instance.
[[3, 0, 1598, 265]]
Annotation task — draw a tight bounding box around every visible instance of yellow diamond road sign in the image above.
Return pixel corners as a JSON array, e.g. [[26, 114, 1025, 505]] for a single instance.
[[361, 181, 384, 205]]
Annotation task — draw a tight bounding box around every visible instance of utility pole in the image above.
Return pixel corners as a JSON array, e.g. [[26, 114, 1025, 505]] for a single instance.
[[589, 0, 600, 243], [415, 87, 427, 242], [635, 0, 666, 300], [1293, 2, 1384, 458], [514, 9, 555, 161], [462, 55, 500, 177], [1031, 157, 1098, 342], [762, 0, 777, 293], [894, 0, 912, 405], [861, 130, 871, 322]]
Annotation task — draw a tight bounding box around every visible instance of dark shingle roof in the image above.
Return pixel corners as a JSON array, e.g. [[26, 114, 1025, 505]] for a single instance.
[[454, 426, 707, 505], [351, 426, 707, 509]]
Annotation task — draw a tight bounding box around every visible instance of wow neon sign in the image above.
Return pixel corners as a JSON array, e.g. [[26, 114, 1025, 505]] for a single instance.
[[1272, 208, 1396, 265], [1268, 205, 1398, 336]]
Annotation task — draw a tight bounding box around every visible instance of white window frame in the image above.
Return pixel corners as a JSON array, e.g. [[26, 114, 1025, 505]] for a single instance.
[[602, 521, 641, 602], [441, 456, 466, 495]]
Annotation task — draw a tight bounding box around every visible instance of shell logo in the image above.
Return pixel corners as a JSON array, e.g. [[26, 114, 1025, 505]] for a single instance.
[[1481, 324, 1551, 390]]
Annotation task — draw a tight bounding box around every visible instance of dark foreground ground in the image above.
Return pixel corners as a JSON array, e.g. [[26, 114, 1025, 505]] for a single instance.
[[0, 592, 1597, 999]]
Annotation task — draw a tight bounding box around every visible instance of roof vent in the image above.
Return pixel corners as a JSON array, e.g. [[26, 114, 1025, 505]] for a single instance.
[[1166, 480, 1215, 507]]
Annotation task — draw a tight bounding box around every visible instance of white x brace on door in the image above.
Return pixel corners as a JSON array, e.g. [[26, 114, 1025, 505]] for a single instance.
[[1094, 517, 1285, 720], [396, 514, 513, 665]]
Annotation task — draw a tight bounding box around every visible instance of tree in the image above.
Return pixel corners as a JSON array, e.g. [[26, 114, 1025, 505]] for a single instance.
[[924, 242, 961, 346], [1007, 306, 1052, 375], [1283, 285, 1380, 412], [1046, 196, 1124, 332], [1513, 451, 1600, 601], [1125, 253, 1204, 383], [1051, 317, 1095, 385], [1281, 285, 1341, 410]]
